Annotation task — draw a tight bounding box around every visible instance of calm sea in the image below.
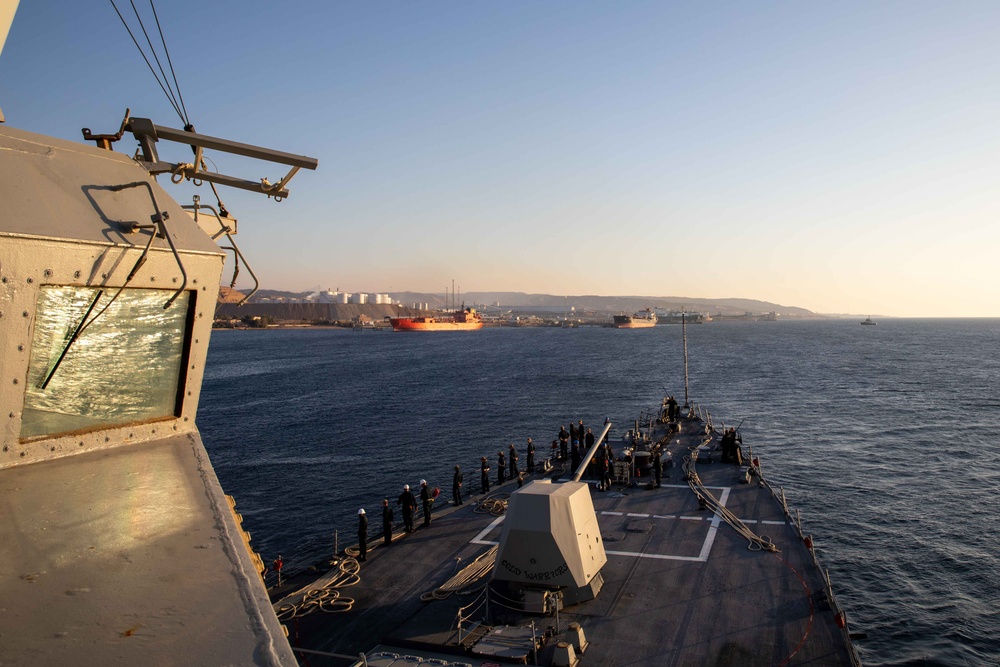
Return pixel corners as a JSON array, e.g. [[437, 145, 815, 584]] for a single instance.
[[198, 319, 1000, 666]]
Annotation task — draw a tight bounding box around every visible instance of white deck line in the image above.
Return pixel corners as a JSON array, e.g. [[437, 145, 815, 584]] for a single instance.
[[761, 520, 788, 525], [471, 515, 505, 545], [697, 487, 730, 561], [469, 487, 734, 563]]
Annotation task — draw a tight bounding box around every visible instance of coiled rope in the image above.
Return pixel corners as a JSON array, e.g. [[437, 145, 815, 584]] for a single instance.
[[684, 434, 778, 553], [420, 545, 498, 601], [274, 557, 361, 620], [474, 493, 510, 516]]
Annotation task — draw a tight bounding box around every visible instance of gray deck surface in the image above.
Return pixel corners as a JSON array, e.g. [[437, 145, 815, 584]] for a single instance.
[[278, 415, 857, 666]]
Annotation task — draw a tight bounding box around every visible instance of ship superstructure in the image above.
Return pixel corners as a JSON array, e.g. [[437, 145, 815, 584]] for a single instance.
[[0, 87, 317, 666]]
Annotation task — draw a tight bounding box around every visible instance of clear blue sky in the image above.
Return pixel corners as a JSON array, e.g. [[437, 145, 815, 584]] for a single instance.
[[3, 1, 1000, 316]]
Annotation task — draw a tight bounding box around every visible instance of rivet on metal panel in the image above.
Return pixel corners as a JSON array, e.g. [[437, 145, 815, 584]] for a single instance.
[[12, 378, 18, 385], [198, 313, 203, 318], [51, 447, 56, 452], [79, 442, 84, 447], [17, 345, 23, 351], [74, 271, 82, 279], [195, 339, 199, 344], [20, 452, 25, 457], [105, 437, 110, 442], [193, 279, 198, 284], [172, 277, 178, 283], [152, 429, 156, 433], [102, 273, 108, 279], [150, 276, 156, 282], [1, 277, 6, 283], [183, 417, 189, 422], [191, 365, 195, 370], [187, 391, 192, 396], [44, 269, 52, 277], [22, 311, 28, 317], [26, 278, 33, 284], [7, 413, 12, 418], [2, 445, 7, 451]]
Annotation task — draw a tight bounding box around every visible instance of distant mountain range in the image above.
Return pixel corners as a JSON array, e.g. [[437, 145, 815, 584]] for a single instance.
[[239, 288, 819, 318]]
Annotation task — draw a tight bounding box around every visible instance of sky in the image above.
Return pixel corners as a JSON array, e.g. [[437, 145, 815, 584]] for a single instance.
[[2, 1, 1000, 316]]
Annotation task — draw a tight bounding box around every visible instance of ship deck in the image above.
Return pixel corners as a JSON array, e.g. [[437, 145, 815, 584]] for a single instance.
[[273, 414, 858, 666]]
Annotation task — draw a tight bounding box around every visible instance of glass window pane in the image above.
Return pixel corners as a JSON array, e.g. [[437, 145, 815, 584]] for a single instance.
[[20, 286, 191, 440]]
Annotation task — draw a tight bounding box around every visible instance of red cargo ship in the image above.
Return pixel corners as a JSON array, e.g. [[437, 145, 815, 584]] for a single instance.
[[390, 307, 484, 331]]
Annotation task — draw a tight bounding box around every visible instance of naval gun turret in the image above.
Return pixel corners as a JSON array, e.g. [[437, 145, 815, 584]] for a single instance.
[[492, 479, 608, 610]]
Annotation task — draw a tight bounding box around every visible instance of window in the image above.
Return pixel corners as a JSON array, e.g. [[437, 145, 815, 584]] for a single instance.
[[20, 286, 192, 440]]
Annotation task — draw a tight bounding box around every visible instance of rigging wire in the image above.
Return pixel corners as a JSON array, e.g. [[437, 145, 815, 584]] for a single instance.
[[147, 0, 189, 126], [108, 0, 188, 126], [109, 1, 231, 216]]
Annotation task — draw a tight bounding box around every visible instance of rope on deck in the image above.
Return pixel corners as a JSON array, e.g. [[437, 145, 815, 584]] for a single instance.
[[474, 492, 511, 516], [683, 433, 779, 553], [420, 545, 498, 601], [274, 556, 361, 620]]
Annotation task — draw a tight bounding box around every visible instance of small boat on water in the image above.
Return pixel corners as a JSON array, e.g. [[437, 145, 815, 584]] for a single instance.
[[613, 308, 658, 328], [390, 307, 484, 331], [861, 316, 877, 325]]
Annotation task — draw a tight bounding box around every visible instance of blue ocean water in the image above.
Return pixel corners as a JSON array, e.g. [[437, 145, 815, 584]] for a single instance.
[[198, 320, 1000, 666]]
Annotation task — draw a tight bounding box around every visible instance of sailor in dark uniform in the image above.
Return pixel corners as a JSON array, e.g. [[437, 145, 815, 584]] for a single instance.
[[526, 438, 535, 473], [570, 439, 581, 473], [585, 428, 595, 449], [357, 508, 368, 562], [381, 498, 393, 545], [497, 451, 506, 485], [558, 425, 569, 460], [480, 456, 491, 493], [420, 479, 433, 527], [397, 484, 416, 532], [453, 465, 464, 505], [653, 448, 663, 488], [509, 443, 518, 479]]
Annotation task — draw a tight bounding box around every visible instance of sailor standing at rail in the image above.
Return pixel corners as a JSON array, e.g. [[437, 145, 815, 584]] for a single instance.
[[480, 456, 491, 493], [497, 450, 506, 485], [508, 443, 518, 479], [357, 509, 368, 562], [397, 484, 416, 532], [382, 499, 393, 546], [420, 479, 433, 527], [653, 448, 663, 488], [526, 438, 535, 473], [558, 425, 569, 461], [452, 465, 463, 506]]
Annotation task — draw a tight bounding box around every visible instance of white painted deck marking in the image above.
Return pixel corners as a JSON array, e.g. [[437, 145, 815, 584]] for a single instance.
[[468, 485, 736, 563], [626, 513, 650, 518], [470, 515, 505, 545], [697, 487, 730, 561], [761, 520, 788, 525]]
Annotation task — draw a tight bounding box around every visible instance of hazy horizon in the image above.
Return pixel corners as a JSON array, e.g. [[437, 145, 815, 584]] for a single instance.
[[3, 2, 999, 317]]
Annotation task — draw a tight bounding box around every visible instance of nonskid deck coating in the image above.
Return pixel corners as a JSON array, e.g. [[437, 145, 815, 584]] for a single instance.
[[277, 415, 857, 666]]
